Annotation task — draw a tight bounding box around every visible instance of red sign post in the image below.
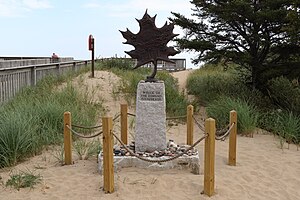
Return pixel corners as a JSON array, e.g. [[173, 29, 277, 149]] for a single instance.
[[88, 34, 95, 78]]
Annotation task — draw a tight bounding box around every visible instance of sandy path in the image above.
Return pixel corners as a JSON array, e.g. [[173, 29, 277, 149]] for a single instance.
[[171, 69, 194, 96], [0, 70, 299, 200]]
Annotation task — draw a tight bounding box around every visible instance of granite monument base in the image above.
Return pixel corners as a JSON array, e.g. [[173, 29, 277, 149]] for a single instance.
[[135, 81, 167, 152], [98, 152, 200, 175]]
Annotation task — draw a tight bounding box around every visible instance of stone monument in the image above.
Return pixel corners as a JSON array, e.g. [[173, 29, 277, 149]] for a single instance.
[[135, 81, 166, 152], [98, 11, 200, 174], [120, 10, 179, 152]]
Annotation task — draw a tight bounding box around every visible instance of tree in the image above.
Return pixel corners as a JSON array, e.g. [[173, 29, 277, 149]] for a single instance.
[[170, 0, 300, 90]]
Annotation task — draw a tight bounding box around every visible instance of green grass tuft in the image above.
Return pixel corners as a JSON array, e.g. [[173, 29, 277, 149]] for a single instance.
[[6, 170, 42, 190]]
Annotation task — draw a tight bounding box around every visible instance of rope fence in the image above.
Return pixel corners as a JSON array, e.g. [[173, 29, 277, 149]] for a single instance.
[[63, 104, 238, 196], [66, 125, 103, 139], [127, 112, 136, 117], [192, 114, 205, 132], [66, 113, 121, 139], [113, 113, 121, 121], [72, 124, 102, 129], [215, 123, 235, 141]]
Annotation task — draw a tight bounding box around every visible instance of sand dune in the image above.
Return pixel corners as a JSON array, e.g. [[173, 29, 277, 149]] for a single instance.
[[0, 70, 299, 200]]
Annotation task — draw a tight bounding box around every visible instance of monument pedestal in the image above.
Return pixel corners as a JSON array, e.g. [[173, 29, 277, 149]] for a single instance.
[[98, 153, 200, 175], [98, 81, 200, 175], [135, 81, 166, 152]]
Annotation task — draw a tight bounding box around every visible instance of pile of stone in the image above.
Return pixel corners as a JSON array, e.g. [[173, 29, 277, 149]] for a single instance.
[[113, 139, 198, 157]]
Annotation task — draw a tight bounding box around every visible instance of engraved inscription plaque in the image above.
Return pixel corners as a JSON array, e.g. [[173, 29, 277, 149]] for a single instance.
[[139, 90, 163, 101]]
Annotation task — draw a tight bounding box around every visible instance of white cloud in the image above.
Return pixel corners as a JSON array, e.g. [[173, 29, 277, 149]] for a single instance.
[[83, 0, 192, 18], [127, 0, 191, 14], [22, 0, 52, 9], [0, 0, 52, 17], [83, 2, 102, 9]]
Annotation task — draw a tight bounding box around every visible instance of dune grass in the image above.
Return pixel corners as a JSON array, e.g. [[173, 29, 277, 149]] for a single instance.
[[187, 63, 300, 145], [0, 70, 104, 168], [206, 96, 259, 135]]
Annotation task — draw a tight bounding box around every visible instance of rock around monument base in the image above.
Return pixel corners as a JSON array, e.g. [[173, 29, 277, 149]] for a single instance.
[[98, 152, 200, 175]]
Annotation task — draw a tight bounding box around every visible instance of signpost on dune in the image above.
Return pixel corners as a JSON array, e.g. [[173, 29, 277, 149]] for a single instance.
[[88, 34, 95, 78]]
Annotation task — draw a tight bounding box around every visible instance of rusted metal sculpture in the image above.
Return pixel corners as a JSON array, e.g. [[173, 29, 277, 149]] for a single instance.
[[120, 10, 179, 82]]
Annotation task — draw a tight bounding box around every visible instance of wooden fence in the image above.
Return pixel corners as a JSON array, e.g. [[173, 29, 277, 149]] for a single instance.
[[97, 57, 186, 71], [63, 103, 238, 196], [0, 57, 74, 68], [140, 58, 186, 71], [0, 60, 90, 103]]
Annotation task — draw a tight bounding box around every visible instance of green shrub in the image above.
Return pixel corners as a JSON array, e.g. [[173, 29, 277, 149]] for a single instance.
[[187, 68, 246, 104], [206, 97, 258, 134], [187, 65, 274, 111], [267, 76, 300, 115]]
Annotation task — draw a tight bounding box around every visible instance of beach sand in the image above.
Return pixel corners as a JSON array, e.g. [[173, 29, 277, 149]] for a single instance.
[[0, 70, 299, 200]]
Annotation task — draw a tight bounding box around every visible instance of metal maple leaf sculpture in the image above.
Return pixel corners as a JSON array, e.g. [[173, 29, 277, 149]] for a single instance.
[[120, 10, 179, 82]]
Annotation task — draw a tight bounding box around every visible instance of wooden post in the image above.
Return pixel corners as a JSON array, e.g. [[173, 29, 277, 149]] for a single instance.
[[204, 118, 215, 197], [121, 103, 128, 145], [72, 62, 76, 71], [187, 105, 194, 145], [31, 66, 37, 86], [102, 117, 114, 193], [228, 110, 237, 166], [91, 48, 95, 78], [56, 63, 61, 76], [64, 112, 72, 165]]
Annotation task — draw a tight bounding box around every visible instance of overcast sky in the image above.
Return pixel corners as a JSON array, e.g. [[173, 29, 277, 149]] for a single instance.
[[0, 0, 199, 68]]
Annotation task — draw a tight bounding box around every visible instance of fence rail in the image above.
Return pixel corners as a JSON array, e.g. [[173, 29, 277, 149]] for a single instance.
[[97, 57, 186, 71], [0, 60, 90, 103]]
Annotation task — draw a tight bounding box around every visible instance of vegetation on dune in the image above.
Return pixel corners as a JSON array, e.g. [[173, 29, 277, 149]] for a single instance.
[[0, 58, 190, 168], [0, 70, 104, 168], [187, 65, 300, 146], [5, 170, 42, 190], [170, 0, 300, 91], [186, 65, 272, 109], [172, 1, 300, 145], [206, 96, 258, 135], [267, 76, 300, 116]]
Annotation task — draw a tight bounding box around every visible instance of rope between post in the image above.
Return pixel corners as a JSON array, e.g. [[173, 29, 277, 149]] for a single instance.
[[215, 123, 235, 141], [192, 115, 205, 131], [112, 132, 208, 163], [72, 124, 102, 129], [113, 113, 121, 121], [66, 125, 102, 138], [127, 113, 136, 117]]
